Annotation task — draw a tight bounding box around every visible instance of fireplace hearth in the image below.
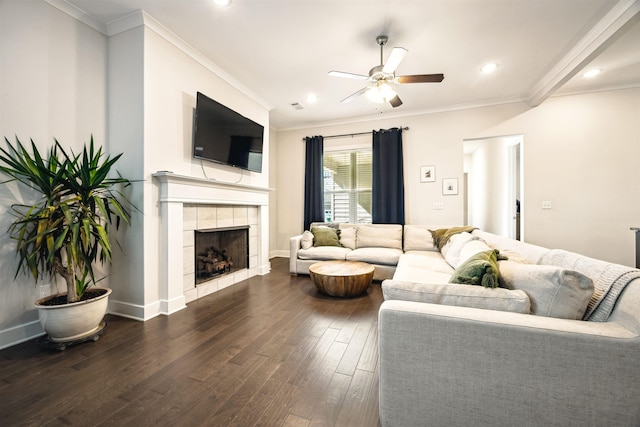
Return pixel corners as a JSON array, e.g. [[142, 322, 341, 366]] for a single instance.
[[195, 226, 249, 285]]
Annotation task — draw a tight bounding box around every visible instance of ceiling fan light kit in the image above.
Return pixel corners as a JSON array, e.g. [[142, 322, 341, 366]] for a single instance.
[[329, 35, 444, 108], [366, 81, 397, 104]]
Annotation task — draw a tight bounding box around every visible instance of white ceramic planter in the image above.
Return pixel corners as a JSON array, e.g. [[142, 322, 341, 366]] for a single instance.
[[35, 288, 112, 343]]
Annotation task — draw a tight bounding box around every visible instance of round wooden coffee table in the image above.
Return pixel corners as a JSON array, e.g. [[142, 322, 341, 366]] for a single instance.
[[309, 260, 375, 297]]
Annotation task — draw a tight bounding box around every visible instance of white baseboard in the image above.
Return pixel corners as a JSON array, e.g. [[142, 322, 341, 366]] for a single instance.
[[270, 250, 289, 259], [0, 320, 45, 350], [108, 297, 186, 321]]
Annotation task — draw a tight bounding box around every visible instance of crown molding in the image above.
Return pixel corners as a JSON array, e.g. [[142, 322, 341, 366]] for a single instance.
[[276, 96, 528, 132], [43, 0, 106, 34], [552, 81, 640, 98], [526, 0, 640, 107], [43, 4, 272, 112]]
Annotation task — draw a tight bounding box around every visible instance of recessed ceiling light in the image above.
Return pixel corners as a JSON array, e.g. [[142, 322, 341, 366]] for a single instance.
[[211, 0, 232, 7], [306, 93, 317, 103], [583, 68, 602, 78], [481, 63, 498, 74]]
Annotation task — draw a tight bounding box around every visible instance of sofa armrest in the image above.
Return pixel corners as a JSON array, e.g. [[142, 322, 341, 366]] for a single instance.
[[289, 234, 303, 274], [379, 300, 640, 426]]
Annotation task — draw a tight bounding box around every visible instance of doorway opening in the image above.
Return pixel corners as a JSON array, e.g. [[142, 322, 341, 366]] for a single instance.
[[463, 135, 523, 240]]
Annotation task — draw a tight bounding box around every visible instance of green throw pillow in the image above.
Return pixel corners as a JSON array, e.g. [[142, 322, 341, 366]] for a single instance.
[[449, 249, 505, 288], [311, 227, 342, 247]]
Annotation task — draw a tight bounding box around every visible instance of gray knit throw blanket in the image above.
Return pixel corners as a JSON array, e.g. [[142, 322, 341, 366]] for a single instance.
[[540, 249, 640, 321]]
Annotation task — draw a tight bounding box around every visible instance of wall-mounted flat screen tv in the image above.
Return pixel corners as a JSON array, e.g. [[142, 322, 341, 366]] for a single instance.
[[193, 91, 264, 173]]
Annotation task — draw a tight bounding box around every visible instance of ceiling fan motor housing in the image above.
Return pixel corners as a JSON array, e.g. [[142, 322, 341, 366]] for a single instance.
[[368, 65, 394, 82]]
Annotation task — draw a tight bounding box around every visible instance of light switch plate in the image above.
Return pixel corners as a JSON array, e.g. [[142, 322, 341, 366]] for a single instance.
[[542, 201, 552, 209]]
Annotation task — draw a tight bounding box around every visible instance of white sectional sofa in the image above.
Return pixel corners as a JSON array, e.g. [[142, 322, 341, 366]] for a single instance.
[[290, 223, 640, 425], [381, 228, 640, 426]]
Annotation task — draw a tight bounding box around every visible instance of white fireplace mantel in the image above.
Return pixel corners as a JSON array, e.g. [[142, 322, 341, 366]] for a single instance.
[[153, 172, 272, 313], [153, 171, 272, 206]]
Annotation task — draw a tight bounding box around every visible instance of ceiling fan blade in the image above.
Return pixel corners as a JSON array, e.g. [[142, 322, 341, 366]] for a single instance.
[[389, 95, 403, 108], [382, 47, 407, 74], [328, 70, 368, 80], [396, 74, 444, 84], [340, 86, 370, 103]]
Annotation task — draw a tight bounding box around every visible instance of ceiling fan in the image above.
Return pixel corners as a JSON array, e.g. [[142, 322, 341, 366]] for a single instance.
[[329, 35, 444, 108]]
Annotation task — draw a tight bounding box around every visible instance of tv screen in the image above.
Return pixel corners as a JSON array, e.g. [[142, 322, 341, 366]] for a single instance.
[[193, 91, 264, 173]]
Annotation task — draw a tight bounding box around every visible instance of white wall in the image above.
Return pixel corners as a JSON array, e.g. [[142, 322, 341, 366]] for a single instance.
[[0, 0, 108, 348], [269, 127, 278, 258], [274, 88, 640, 267], [107, 25, 145, 312], [0, 4, 272, 348], [108, 15, 271, 320]]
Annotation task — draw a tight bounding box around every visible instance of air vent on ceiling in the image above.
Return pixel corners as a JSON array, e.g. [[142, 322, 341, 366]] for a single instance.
[[290, 102, 304, 110]]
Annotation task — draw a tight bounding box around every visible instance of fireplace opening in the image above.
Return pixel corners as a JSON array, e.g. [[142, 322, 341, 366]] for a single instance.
[[195, 226, 249, 285]]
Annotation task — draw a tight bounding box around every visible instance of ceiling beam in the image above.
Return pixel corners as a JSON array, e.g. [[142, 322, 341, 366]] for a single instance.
[[526, 0, 640, 107]]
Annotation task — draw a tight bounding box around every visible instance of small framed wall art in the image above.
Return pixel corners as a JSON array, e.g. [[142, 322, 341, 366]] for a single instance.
[[442, 178, 458, 195], [420, 165, 436, 183]]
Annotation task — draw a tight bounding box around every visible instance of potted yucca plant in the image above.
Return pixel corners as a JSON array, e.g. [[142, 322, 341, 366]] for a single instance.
[[0, 136, 134, 346]]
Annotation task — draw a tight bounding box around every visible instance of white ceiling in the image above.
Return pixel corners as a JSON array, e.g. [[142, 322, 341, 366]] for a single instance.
[[58, 0, 640, 130]]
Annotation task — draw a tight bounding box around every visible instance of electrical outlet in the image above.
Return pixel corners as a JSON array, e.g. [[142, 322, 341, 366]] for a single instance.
[[542, 201, 552, 209], [433, 201, 444, 210]]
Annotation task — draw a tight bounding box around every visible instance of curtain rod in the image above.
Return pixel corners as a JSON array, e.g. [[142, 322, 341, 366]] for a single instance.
[[301, 126, 409, 142]]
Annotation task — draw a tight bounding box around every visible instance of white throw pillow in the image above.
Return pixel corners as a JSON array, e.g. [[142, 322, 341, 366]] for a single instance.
[[441, 232, 478, 269], [457, 239, 493, 267], [498, 261, 594, 319], [300, 230, 313, 249], [339, 227, 356, 249]]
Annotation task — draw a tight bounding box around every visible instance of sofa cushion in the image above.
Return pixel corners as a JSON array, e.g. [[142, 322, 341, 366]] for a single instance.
[[449, 249, 503, 288], [398, 252, 455, 275], [356, 224, 402, 249], [297, 246, 351, 261], [392, 266, 453, 284], [347, 247, 403, 266], [393, 252, 453, 284], [498, 261, 594, 320], [311, 226, 342, 247], [300, 230, 314, 249], [382, 280, 531, 314], [339, 227, 356, 250], [403, 225, 438, 252]]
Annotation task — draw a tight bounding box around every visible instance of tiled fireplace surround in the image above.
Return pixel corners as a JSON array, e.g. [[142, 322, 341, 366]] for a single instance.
[[183, 204, 258, 302], [154, 172, 270, 311]]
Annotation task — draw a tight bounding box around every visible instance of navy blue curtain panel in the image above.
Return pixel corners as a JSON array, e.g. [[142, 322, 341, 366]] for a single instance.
[[372, 128, 405, 224], [303, 135, 324, 231]]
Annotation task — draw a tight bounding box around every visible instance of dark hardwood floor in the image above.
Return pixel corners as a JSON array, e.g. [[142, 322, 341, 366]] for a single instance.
[[0, 257, 383, 426]]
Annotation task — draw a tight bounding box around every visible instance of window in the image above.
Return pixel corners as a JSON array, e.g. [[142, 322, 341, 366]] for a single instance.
[[323, 148, 372, 223]]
